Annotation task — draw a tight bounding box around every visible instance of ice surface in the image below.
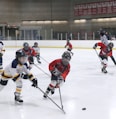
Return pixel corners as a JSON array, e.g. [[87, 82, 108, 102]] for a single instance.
[[0, 47, 116, 119]]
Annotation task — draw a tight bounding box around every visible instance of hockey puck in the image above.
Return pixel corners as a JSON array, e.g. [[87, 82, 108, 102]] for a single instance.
[[82, 108, 86, 110]]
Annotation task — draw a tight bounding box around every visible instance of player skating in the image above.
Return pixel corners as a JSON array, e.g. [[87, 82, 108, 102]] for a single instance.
[[32, 42, 41, 64], [0, 50, 38, 103], [99, 30, 116, 65], [65, 39, 73, 51], [93, 42, 114, 73], [43, 51, 71, 98], [64, 39, 73, 56], [22, 42, 37, 64], [17, 42, 37, 69]]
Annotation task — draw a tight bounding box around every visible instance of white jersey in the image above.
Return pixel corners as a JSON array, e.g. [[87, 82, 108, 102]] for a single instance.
[[4, 59, 30, 78], [100, 35, 109, 46], [32, 46, 40, 54]]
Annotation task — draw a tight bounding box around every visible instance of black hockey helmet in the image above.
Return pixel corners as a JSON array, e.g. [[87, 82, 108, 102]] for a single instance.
[[16, 50, 27, 58], [16, 50, 27, 64], [23, 42, 29, 50], [62, 51, 71, 65], [100, 30, 105, 36], [34, 42, 38, 46]]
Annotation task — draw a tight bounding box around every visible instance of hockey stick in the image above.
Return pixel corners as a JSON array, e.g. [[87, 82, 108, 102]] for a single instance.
[[94, 49, 102, 63], [34, 64, 65, 113], [34, 64, 50, 77], [59, 87, 64, 109], [110, 56, 116, 65], [36, 86, 66, 114], [57, 80, 64, 109], [40, 56, 49, 64]]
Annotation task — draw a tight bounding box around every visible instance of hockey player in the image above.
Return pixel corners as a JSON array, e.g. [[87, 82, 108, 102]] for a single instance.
[[64, 39, 73, 51], [93, 42, 114, 73], [64, 39, 73, 56], [18, 42, 37, 69], [99, 30, 116, 65], [43, 51, 71, 98], [0, 40, 5, 72], [32, 42, 41, 64], [0, 50, 38, 103], [22, 42, 37, 64]]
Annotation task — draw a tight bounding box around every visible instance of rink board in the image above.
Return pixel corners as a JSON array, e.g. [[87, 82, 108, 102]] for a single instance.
[[3, 40, 116, 49]]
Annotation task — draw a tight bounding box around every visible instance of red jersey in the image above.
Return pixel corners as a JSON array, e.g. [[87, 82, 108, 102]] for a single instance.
[[22, 47, 37, 57], [65, 42, 73, 50], [97, 42, 112, 56], [49, 59, 70, 80]]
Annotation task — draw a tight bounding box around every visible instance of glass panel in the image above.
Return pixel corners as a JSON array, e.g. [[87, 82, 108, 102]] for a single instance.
[[20, 29, 41, 40]]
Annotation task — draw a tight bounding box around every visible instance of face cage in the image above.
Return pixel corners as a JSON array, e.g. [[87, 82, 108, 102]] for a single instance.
[[34, 44, 38, 47], [62, 58, 70, 65], [63, 55, 71, 61], [24, 46, 29, 50], [19, 56, 28, 64]]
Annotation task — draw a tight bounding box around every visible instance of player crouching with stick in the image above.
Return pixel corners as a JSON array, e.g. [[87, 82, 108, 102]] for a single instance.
[[43, 51, 71, 98]]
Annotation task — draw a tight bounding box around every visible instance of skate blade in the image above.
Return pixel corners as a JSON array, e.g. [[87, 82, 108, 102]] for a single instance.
[[15, 101, 23, 105]]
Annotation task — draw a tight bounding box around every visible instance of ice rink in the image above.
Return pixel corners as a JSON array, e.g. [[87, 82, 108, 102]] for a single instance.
[[0, 47, 116, 119]]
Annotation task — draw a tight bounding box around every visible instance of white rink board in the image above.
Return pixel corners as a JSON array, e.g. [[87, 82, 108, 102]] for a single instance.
[[3, 40, 116, 49]]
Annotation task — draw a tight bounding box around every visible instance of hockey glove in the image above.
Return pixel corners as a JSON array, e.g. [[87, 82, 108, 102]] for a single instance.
[[58, 76, 65, 82], [93, 43, 97, 49], [21, 72, 29, 79], [32, 78, 38, 87], [51, 68, 61, 76]]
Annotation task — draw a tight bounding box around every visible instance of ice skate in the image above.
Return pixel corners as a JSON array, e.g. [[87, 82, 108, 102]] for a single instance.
[[51, 88, 55, 95], [14, 93, 23, 104], [101, 67, 107, 73], [37, 60, 41, 64], [43, 90, 49, 98]]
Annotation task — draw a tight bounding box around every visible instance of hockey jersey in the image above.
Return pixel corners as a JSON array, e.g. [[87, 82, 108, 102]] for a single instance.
[[49, 59, 70, 80], [22, 47, 37, 57], [65, 42, 73, 50], [32, 46, 40, 55], [97, 42, 112, 57]]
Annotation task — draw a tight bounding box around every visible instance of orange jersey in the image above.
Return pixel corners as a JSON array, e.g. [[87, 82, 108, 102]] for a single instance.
[[49, 59, 70, 80]]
